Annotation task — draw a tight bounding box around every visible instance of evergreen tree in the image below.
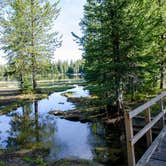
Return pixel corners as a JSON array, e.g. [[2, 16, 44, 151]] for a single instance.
[[153, 0, 166, 89], [80, 0, 133, 110], [0, 0, 30, 89], [0, 0, 61, 91], [79, 0, 162, 110]]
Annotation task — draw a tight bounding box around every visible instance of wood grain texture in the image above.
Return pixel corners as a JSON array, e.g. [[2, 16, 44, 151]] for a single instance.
[[137, 126, 166, 166]]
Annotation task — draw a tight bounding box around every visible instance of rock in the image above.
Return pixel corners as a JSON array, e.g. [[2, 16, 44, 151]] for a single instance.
[[49, 111, 64, 116], [58, 102, 64, 105], [53, 111, 64, 116]]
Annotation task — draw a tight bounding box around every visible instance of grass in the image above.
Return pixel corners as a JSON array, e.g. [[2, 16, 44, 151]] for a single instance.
[[36, 85, 75, 94], [23, 156, 48, 166]]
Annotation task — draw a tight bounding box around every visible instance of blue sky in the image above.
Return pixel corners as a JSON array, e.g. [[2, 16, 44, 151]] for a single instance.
[[0, 0, 86, 64], [54, 0, 86, 62]]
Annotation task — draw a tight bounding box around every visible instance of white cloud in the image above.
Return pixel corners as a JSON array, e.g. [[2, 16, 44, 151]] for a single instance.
[[54, 49, 82, 62]]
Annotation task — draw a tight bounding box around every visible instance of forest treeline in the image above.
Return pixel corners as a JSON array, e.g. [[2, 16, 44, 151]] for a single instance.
[[0, 59, 84, 80], [77, 0, 165, 110]]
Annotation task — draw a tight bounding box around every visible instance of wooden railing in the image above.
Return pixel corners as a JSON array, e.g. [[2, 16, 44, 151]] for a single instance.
[[124, 91, 166, 166]]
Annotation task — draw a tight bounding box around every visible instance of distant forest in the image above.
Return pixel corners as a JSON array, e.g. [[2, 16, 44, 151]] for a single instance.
[[0, 59, 84, 81]]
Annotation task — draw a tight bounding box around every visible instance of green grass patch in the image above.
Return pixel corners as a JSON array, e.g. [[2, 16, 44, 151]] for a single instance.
[[36, 85, 75, 94], [0, 161, 5, 166], [61, 92, 75, 98], [23, 156, 47, 166]]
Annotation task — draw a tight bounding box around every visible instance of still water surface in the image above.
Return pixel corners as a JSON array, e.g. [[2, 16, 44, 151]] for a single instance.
[[0, 85, 125, 165]]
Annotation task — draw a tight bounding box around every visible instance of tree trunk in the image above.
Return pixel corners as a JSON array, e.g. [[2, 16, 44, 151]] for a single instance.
[[159, 34, 164, 89], [20, 72, 24, 91], [160, 60, 164, 89], [158, 0, 164, 89], [34, 101, 39, 142], [111, 0, 123, 113], [31, 0, 37, 92]]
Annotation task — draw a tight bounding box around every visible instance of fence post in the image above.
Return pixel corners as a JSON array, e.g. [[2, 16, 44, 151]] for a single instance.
[[124, 110, 135, 166], [159, 99, 165, 129], [145, 108, 152, 147]]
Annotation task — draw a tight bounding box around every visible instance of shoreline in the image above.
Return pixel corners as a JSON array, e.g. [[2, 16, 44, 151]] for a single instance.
[[0, 85, 75, 114]]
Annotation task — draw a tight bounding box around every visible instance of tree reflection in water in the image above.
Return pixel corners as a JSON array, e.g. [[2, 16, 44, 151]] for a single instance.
[[88, 122, 126, 165], [6, 101, 56, 150]]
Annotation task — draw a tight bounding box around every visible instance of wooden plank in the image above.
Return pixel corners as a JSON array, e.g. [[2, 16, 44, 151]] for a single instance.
[[146, 159, 166, 166], [136, 126, 166, 166], [151, 151, 166, 162], [158, 140, 166, 149], [156, 148, 166, 153], [129, 91, 166, 118], [159, 99, 165, 129], [124, 111, 136, 166], [132, 112, 164, 145]]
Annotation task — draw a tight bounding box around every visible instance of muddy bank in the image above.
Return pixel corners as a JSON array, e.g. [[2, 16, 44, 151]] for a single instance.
[[50, 93, 124, 125], [0, 93, 47, 106], [50, 102, 123, 125], [50, 109, 123, 125]]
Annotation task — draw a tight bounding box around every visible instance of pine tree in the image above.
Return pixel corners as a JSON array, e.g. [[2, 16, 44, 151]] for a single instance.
[[154, 0, 166, 89], [0, 0, 61, 91], [0, 0, 30, 89], [80, 0, 136, 110], [80, 0, 161, 110]]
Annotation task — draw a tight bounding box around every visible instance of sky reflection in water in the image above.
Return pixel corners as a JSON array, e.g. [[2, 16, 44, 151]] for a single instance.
[[0, 86, 95, 160]]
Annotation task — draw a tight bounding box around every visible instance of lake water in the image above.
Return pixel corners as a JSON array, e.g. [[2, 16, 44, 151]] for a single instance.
[[0, 85, 126, 165]]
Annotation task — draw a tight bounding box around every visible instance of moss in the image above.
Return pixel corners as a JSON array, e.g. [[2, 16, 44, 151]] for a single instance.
[[0, 161, 5, 166]]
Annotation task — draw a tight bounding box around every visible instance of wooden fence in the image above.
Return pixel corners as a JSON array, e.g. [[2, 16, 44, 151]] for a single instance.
[[124, 91, 166, 166]]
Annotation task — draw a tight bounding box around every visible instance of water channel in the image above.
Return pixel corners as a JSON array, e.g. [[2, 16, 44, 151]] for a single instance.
[[0, 85, 126, 165]]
